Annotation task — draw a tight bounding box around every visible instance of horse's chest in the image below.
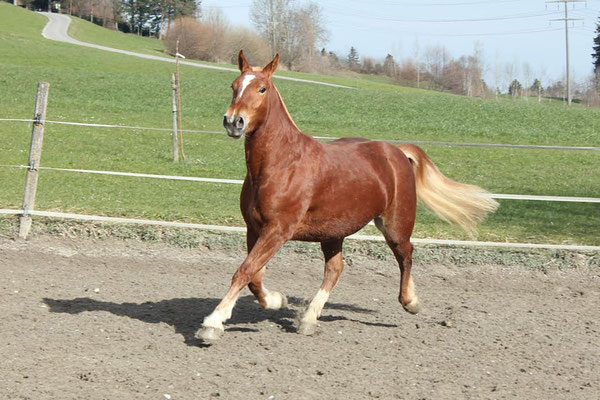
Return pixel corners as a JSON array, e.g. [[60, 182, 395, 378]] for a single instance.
[[247, 204, 264, 226], [241, 189, 265, 229], [242, 182, 307, 230]]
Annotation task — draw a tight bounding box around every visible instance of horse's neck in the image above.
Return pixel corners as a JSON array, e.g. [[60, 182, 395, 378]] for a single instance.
[[244, 88, 304, 179]]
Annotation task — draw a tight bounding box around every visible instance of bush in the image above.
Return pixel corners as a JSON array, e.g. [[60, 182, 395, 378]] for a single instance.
[[225, 27, 272, 66], [165, 17, 271, 66], [165, 17, 204, 59]]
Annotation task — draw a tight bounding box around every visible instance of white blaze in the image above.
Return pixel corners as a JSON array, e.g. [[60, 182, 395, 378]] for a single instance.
[[238, 74, 256, 99]]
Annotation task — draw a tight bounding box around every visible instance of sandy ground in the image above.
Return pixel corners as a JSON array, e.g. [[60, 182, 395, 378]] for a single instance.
[[1, 235, 599, 400]]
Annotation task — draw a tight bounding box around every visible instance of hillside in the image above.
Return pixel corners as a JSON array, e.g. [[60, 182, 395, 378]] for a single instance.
[[0, 3, 598, 245]]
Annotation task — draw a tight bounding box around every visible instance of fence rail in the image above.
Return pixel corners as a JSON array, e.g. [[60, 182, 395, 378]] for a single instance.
[[1, 208, 598, 252], [1, 85, 599, 248], [1, 164, 599, 204], [2, 118, 599, 151]]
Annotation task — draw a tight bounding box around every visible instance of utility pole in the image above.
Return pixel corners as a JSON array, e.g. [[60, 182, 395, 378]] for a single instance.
[[547, 0, 584, 105]]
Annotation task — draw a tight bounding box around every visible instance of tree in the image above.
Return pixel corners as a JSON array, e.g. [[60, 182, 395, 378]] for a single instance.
[[250, 0, 293, 58], [423, 44, 450, 89], [509, 79, 522, 99], [592, 17, 600, 71], [530, 78, 543, 102], [226, 27, 272, 66], [250, 0, 327, 70], [328, 51, 341, 70], [199, 7, 228, 61], [157, 0, 200, 38], [383, 54, 396, 77], [522, 62, 532, 99], [292, 2, 328, 69], [347, 46, 359, 71], [361, 57, 375, 74], [592, 17, 600, 91], [121, 0, 199, 36], [503, 62, 517, 96]]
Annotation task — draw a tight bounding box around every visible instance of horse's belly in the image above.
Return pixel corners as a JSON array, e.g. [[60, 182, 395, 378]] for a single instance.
[[291, 220, 367, 242], [291, 205, 380, 242]]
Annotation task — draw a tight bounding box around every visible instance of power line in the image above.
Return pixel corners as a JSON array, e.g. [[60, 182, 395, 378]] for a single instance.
[[420, 27, 563, 37], [324, 8, 560, 23], [571, 8, 600, 17], [372, 0, 523, 6], [328, 21, 563, 37]]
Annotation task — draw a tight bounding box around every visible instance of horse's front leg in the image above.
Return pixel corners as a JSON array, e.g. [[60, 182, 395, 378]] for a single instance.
[[195, 226, 289, 342], [246, 228, 287, 310]]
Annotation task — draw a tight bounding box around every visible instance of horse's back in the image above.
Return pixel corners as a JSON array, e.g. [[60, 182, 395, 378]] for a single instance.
[[323, 137, 413, 181]]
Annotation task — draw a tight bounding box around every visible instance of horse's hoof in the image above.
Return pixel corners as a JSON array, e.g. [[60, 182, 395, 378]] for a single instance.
[[297, 321, 317, 336], [402, 298, 421, 315], [195, 326, 224, 342]]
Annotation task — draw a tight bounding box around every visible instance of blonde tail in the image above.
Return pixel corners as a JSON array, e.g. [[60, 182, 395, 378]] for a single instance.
[[399, 144, 499, 235]]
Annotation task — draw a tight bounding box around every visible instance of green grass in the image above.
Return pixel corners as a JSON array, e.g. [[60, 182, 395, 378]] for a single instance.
[[67, 16, 167, 57], [1, 4, 599, 246]]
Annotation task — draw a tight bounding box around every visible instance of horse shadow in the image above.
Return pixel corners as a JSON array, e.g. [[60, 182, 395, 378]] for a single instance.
[[43, 295, 392, 347]]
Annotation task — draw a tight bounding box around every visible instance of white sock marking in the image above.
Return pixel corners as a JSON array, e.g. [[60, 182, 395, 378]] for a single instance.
[[202, 295, 239, 330], [301, 289, 330, 324], [259, 284, 285, 309], [265, 292, 285, 309]]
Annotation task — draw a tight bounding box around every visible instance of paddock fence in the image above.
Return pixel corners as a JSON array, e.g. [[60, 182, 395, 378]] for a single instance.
[[1, 82, 599, 252]]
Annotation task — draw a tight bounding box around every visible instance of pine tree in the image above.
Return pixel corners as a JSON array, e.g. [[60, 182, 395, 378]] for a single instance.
[[347, 46, 359, 71], [592, 17, 600, 72], [592, 17, 600, 92]]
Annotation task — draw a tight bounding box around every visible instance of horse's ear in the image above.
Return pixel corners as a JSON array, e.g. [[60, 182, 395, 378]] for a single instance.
[[263, 54, 279, 77], [238, 50, 251, 73]]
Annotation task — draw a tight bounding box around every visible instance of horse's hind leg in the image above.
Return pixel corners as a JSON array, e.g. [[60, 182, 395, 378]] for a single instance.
[[374, 217, 420, 314], [298, 239, 344, 335], [248, 265, 288, 310]]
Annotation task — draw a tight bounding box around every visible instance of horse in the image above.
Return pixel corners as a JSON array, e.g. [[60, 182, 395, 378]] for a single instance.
[[196, 50, 498, 342]]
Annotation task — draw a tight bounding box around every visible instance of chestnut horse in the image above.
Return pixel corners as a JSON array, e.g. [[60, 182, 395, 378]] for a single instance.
[[196, 51, 498, 342]]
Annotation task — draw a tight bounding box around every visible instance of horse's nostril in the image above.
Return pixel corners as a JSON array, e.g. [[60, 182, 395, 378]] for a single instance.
[[223, 115, 229, 128], [235, 116, 245, 129]]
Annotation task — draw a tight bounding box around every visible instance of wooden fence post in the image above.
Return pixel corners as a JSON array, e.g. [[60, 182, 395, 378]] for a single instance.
[[19, 82, 50, 239], [171, 73, 179, 162]]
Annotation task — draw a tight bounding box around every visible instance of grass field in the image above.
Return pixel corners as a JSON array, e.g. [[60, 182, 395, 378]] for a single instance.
[[1, 4, 598, 245]]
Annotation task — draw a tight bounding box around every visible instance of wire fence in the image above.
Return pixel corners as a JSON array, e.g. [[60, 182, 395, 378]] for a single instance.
[[2, 118, 599, 151], [1, 164, 599, 203], [1, 208, 599, 251], [1, 98, 599, 250]]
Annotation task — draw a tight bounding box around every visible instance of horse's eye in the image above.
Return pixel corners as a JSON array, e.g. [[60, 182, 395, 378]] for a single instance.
[[259, 87, 267, 93]]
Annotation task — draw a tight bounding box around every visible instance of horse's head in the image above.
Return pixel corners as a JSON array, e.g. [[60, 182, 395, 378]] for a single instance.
[[223, 50, 279, 139]]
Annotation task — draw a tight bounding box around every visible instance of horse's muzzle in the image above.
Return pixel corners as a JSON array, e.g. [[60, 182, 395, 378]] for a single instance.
[[223, 114, 246, 139]]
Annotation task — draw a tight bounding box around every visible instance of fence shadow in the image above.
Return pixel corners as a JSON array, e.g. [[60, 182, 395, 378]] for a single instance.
[[43, 295, 381, 346]]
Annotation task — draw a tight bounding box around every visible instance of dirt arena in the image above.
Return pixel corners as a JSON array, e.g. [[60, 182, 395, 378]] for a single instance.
[[1, 235, 598, 399]]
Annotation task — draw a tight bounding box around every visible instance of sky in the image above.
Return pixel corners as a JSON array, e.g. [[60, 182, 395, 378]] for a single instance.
[[202, 0, 600, 88]]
